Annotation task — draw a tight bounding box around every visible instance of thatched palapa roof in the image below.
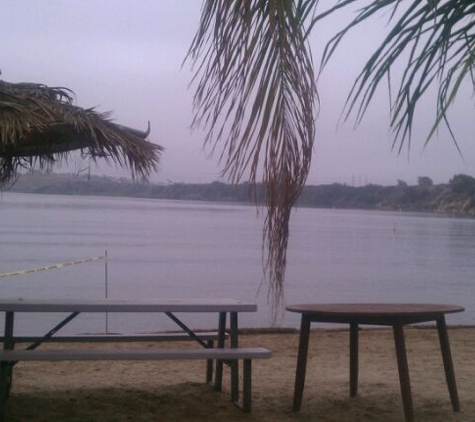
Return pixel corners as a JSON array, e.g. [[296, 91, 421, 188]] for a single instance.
[[0, 78, 163, 184]]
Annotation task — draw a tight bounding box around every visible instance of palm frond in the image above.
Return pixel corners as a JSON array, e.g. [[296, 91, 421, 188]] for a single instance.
[[186, 0, 318, 312], [315, 0, 475, 152], [0, 80, 163, 184]]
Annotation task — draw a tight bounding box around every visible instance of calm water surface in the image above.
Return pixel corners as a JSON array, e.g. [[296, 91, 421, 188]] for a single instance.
[[0, 192, 473, 334]]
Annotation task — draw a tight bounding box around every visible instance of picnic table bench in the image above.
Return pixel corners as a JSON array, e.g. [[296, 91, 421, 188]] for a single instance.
[[0, 332, 228, 383], [0, 347, 270, 413], [0, 298, 271, 419]]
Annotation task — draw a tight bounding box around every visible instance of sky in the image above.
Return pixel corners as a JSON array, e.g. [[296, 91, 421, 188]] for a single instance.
[[1, 0, 475, 186]]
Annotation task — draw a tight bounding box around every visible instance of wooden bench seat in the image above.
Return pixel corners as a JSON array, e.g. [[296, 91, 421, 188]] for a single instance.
[[0, 347, 271, 414]]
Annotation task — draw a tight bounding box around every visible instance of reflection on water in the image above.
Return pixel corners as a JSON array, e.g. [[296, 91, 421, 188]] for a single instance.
[[0, 192, 474, 334]]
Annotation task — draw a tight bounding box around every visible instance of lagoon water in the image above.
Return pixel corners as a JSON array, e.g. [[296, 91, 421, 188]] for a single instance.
[[0, 192, 474, 334]]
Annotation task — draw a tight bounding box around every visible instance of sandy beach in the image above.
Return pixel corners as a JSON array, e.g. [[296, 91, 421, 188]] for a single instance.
[[5, 326, 475, 421]]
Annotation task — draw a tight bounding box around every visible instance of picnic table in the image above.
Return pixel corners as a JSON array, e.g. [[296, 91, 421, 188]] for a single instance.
[[287, 303, 464, 422], [0, 298, 270, 419]]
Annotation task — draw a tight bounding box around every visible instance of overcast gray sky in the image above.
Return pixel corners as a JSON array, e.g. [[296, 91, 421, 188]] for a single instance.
[[2, 1, 475, 186]]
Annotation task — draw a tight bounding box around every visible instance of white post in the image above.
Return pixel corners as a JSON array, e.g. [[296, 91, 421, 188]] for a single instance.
[[105, 250, 109, 333]]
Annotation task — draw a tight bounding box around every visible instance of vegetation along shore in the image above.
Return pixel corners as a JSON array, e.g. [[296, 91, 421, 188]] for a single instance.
[[6, 172, 475, 217]]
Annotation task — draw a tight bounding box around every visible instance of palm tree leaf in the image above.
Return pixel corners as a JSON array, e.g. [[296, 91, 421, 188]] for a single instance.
[[314, 0, 475, 152], [186, 0, 318, 312]]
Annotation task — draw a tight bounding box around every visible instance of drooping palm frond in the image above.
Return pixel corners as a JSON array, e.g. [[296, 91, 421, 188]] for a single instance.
[[315, 0, 475, 153], [0, 79, 163, 184], [186, 0, 318, 312]]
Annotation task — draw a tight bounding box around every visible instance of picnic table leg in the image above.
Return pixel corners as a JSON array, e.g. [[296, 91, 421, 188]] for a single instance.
[[214, 312, 227, 392], [350, 322, 359, 397], [292, 314, 311, 411], [393, 324, 414, 422], [230, 312, 239, 403], [0, 311, 14, 422], [206, 339, 213, 383], [2, 312, 14, 398], [436, 316, 460, 412], [242, 359, 252, 413], [0, 362, 8, 422]]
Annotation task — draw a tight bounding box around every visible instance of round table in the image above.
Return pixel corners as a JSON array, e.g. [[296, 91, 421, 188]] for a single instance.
[[287, 303, 464, 422]]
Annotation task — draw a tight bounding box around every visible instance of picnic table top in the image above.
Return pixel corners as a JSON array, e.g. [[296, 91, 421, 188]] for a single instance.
[[286, 303, 464, 325], [0, 298, 257, 313]]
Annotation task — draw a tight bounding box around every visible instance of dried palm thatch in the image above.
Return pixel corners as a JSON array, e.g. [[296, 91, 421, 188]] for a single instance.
[[186, 0, 318, 314], [0, 78, 163, 185]]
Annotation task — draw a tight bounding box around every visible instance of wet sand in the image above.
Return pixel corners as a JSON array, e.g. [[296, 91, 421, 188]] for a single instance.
[[5, 326, 475, 421]]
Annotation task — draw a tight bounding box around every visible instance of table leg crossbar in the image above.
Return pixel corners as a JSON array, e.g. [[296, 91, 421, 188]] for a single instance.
[[165, 312, 209, 348], [165, 311, 220, 384], [24, 312, 80, 353]]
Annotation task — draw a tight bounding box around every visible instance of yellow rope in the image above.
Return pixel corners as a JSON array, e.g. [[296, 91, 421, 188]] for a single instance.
[[0, 256, 106, 279]]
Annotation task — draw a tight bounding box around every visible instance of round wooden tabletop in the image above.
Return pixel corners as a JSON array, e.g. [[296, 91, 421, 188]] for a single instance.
[[286, 303, 465, 325]]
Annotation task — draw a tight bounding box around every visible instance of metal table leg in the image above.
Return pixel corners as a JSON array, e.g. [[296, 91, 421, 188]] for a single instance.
[[350, 322, 359, 397], [230, 312, 239, 403], [242, 359, 252, 413], [214, 312, 227, 392], [0, 311, 14, 422]]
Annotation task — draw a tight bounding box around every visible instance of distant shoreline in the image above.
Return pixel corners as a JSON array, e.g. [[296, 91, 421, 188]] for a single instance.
[[4, 171, 475, 217]]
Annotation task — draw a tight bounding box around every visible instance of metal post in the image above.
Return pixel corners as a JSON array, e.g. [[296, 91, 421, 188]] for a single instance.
[[2, 312, 14, 399], [215, 312, 227, 391], [350, 322, 359, 397], [242, 359, 252, 413], [230, 312, 239, 403], [104, 250, 109, 334]]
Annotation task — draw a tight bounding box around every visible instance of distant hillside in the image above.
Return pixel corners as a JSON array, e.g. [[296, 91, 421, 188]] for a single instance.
[[4, 172, 475, 216]]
